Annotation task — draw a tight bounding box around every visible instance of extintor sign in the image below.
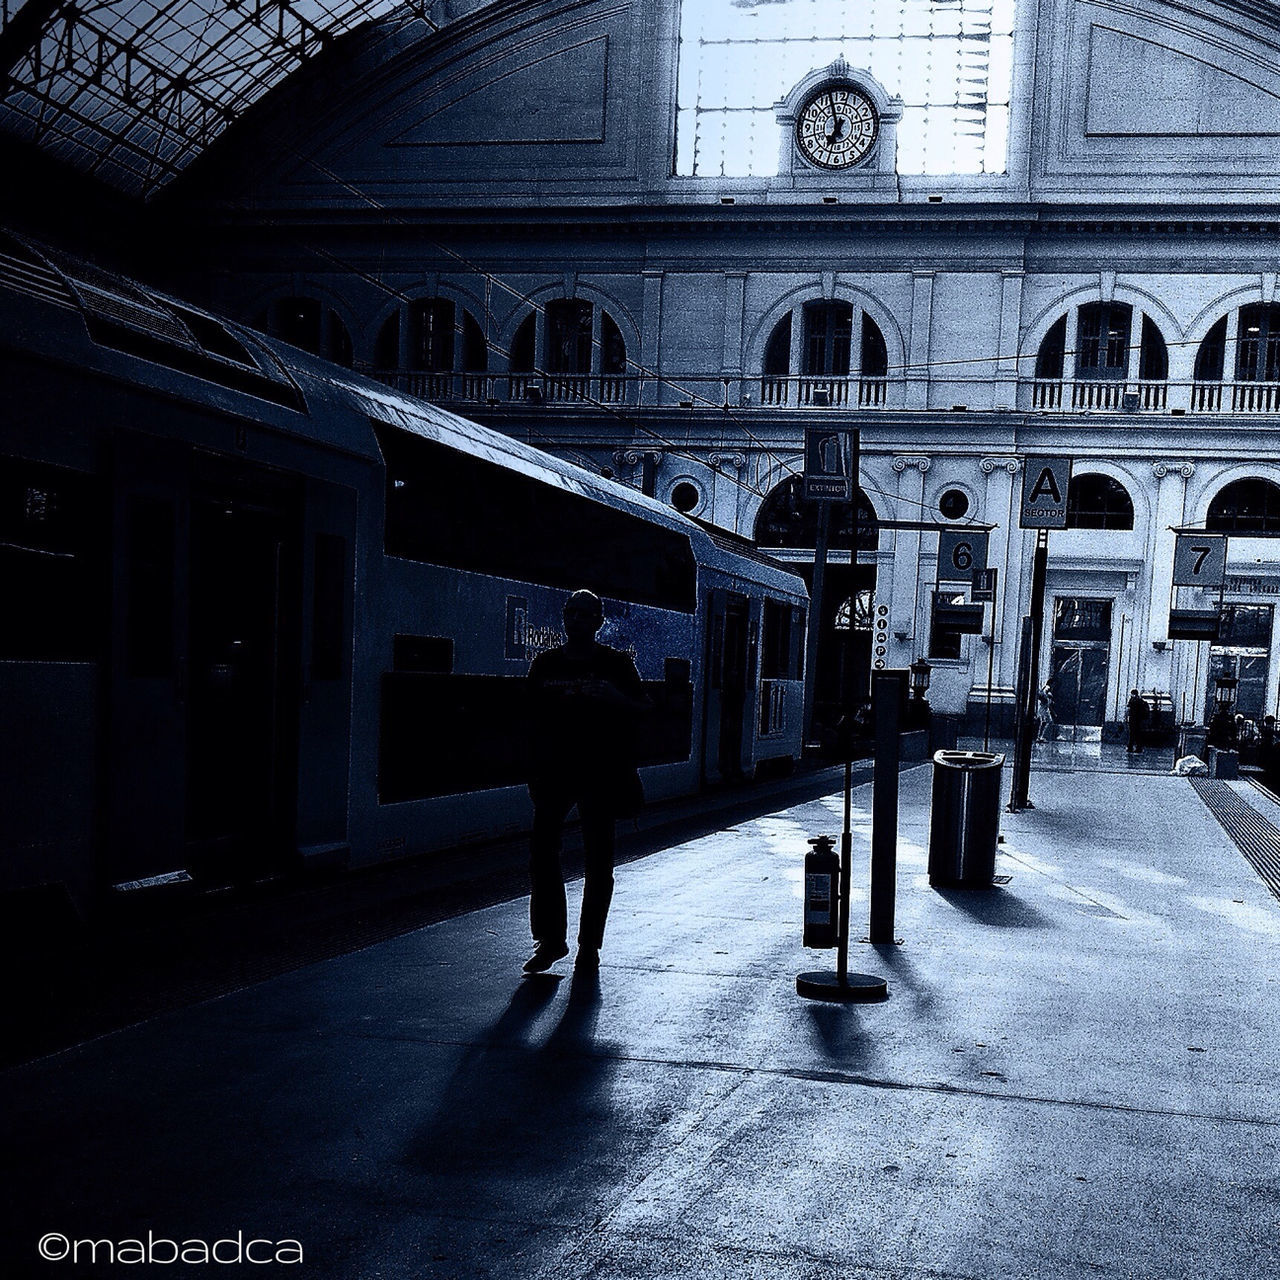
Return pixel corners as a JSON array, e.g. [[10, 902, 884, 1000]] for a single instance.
[[1019, 457, 1073, 529], [803, 426, 856, 502]]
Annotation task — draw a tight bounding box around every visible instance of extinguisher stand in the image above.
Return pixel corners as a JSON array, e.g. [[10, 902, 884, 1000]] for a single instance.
[[797, 755, 888, 1002]]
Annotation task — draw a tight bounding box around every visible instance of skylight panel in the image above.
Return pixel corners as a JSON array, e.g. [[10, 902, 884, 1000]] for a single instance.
[[676, 0, 1017, 177]]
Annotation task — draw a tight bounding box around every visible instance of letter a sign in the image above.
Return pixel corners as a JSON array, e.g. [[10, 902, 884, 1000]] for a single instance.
[[1020, 457, 1073, 529]]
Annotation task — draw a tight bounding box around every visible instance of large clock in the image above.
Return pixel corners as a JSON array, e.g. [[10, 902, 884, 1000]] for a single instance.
[[796, 85, 879, 171]]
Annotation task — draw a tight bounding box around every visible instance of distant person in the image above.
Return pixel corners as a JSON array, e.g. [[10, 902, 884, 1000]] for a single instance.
[[1126, 689, 1149, 754], [1035, 683, 1054, 744], [523, 590, 650, 975]]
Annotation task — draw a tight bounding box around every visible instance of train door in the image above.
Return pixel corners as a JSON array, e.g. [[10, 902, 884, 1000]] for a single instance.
[[702, 590, 750, 782], [1048, 597, 1112, 742], [106, 441, 304, 889], [185, 456, 303, 881], [106, 435, 191, 887]]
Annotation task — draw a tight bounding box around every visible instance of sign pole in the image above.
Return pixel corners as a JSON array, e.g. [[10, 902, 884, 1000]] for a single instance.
[[801, 502, 832, 748], [797, 428, 885, 1003], [1009, 457, 1072, 811]]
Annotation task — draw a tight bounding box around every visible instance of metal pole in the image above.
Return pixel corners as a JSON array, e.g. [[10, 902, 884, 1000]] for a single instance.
[[1010, 529, 1049, 809], [984, 634, 995, 752], [802, 502, 833, 748], [869, 670, 902, 944], [837, 436, 861, 982]]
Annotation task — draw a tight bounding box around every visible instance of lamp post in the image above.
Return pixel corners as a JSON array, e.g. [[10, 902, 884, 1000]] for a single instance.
[[909, 658, 932, 700], [909, 658, 932, 734]]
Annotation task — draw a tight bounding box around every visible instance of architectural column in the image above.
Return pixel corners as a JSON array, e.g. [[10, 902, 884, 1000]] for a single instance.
[[709, 451, 747, 535], [641, 269, 663, 406], [722, 272, 747, 409], [1062, 304, 1080, 390], [980, 457, 1022, 696], [1224, 307, 1240, 409], [996, 270, 1023, 410], [1127, 301, 1144, 388], [890, 456, 931, 662], [397, 301, 410, 371], [1147, 461, 1196, 712], [906, 271, 934, 409]]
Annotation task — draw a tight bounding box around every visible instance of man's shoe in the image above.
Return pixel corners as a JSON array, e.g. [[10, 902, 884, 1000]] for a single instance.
[[523, 940, 569, 974], [575, 946, 600, 971]]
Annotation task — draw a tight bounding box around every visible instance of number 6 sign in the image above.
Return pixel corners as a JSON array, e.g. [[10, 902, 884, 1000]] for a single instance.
[[1172, 535, 1227, 587], [938, 530, 988, 583]]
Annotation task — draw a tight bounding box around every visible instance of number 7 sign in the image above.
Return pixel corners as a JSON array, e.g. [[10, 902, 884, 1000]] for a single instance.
[[1172, 535, 1227, 587]]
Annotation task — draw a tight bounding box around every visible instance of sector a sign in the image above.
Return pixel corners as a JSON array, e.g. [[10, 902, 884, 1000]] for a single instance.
[[1019, 457, 1072, 529]]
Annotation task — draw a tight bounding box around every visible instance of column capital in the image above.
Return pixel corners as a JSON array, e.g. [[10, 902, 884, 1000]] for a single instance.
[[709, 451, 747, 471], [980, 456, 1021, 475], [892, 455, 931, 474], [1152, 461, 1196, 479]]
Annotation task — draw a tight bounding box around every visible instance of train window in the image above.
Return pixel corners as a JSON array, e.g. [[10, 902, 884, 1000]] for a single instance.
[[393, 635, 454, 673], [380, 673, 528, 802], [311, 534, 347, 681], [375, 426, 697, 612], [171, 305, 255, 367], [761, 599, 791, 680], [792, 607, 806, 680], [0, 458, 105, 661], [379, 666, 692, 803]]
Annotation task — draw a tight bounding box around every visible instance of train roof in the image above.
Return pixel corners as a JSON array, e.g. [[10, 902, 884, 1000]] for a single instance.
[[1, 230, 805, 598]]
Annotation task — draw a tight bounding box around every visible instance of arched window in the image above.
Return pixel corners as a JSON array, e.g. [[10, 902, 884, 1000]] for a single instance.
[[257, 296, 352, 367], [506, 301, 628, 403], [760, 306, 889, 407], [374, 299, 488, 400], [1032, 306, 1167, 410], [1194, 306, 1280, 411], [834, 589, 874, 631], [753, 476, 878, 550], [1066, 474, 1135, 530], [1207, 478, 1280, 533]]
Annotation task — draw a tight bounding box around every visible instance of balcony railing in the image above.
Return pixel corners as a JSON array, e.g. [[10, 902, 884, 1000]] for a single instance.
[[367, 369, 1280, 415], [1030, 378, 1169, 411], [759, 375, 889, 408]]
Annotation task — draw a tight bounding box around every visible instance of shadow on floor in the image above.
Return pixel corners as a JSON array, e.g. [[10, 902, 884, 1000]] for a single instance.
[[932, 885, 1055, 929]]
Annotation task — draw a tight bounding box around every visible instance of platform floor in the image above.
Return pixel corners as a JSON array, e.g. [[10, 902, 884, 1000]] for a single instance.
[[4, 766, 1280, 1279]]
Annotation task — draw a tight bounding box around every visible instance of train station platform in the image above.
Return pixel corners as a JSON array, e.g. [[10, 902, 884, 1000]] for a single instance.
[[4, 764, 1280, 1279]]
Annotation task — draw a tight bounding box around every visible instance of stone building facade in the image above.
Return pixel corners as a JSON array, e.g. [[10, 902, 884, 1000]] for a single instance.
[[162, 0, 1280, 737]]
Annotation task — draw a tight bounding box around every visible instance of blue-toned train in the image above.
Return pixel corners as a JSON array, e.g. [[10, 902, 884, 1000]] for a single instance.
[[0, 231, 809, 915]]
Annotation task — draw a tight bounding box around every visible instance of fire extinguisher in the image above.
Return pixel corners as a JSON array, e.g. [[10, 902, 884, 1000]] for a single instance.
[[803, 835, 840, 949]]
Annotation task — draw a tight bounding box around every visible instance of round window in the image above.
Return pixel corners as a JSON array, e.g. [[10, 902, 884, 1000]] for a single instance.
[[671, 481, 700, 513], [939, 488, 970, 520]]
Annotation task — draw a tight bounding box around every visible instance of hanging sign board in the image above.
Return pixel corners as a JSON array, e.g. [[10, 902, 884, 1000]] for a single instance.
[[1019, 457, 1073, 528], [1167, 609, 1221, 641], [1172, 535, 1227, 588], [938, 530, 989, 583], [973, 566, 999, 603], [803, 425, 856, 502]]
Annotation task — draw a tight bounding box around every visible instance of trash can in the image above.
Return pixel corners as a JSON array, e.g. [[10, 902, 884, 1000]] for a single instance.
[[928, 750, 1006, 887], [1207, 746, 1239, 780]]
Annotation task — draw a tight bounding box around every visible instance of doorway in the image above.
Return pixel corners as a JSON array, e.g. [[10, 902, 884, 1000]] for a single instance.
[[1048, 597, 1113, 742], [185, 458, 302, 881]]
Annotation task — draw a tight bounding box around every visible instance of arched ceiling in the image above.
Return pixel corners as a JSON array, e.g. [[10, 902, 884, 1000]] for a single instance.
[[0, 0, 495, 198], [4, 0, 1280, 201]]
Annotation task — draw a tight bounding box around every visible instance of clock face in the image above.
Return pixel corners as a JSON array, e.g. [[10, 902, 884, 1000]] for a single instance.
[[796, 85, 879, 170]]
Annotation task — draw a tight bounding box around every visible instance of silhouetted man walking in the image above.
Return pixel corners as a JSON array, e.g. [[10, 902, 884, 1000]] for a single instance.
[[523, 590, 648, 975]]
